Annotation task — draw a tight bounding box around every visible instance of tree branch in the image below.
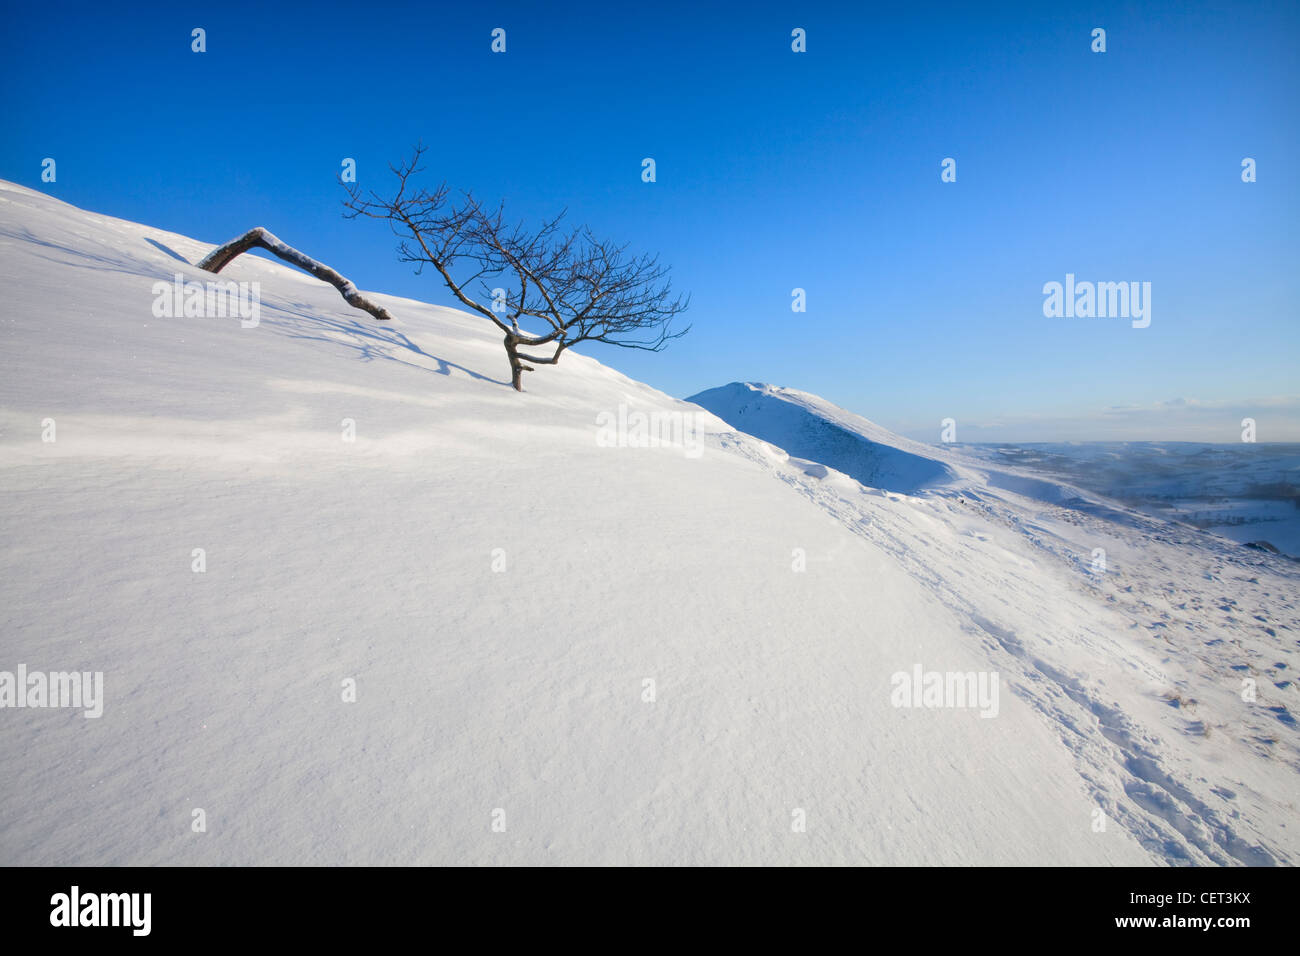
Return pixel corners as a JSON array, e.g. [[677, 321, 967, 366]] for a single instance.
[[197, 227, 394, 322], [341, 146, 691, 391]]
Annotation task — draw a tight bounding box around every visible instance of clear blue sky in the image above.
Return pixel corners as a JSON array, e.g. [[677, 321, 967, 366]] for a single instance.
[[3, 0, 1297, 440]]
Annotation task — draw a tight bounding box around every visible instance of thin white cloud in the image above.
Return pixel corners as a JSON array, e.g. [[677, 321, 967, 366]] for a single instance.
[[898, 396, 1300, 443]]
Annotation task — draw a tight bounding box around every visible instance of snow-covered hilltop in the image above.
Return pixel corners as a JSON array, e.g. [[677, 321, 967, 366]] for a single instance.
[[690, 383, 964, 494], [1, 182, 1296, 865]]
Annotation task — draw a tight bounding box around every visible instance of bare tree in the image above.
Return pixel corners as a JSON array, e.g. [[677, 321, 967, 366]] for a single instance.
[[343, 146, 690, 391]]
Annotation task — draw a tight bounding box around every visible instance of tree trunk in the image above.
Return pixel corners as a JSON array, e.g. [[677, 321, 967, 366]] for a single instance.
[[504, 335, 533, 392]]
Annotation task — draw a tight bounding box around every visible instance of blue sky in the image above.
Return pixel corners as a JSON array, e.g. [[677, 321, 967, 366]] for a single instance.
[[3, 0, 1297, 440]]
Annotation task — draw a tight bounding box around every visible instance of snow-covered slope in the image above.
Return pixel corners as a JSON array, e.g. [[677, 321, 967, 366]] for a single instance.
[[687, 382, 1300, 866], [0, 182, 1295, 866]]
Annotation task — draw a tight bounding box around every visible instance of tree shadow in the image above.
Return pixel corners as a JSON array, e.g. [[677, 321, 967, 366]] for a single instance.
[[1, 222, 510, 388], [266, 303, 510, 387], [144, 237, 190, 264], [0, 225, 166, 282]]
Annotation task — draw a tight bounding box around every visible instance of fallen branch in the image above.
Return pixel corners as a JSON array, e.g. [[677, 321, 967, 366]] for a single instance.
[[197, 227, 393, 322]]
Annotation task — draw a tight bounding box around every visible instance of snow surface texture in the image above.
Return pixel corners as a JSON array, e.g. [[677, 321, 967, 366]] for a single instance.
[[1, 182, 1296, 865]]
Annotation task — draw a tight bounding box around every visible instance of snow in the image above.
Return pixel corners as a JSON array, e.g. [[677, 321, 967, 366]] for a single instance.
[[1, 182, 1295, 865], [955, 441, 1300, 558], [691, 383, 1300, 866], [690, 383, 963, 493]]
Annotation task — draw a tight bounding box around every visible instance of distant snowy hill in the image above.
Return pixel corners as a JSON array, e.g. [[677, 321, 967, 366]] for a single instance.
[[691, 382, 1116, 508], [1, 182, 1296, 866], [957, 441, 1300, 558]]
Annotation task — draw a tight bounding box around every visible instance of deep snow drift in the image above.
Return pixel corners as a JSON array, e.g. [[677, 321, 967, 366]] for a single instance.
[[690, 383, 961, 494], [1, 183, 1296, 865]]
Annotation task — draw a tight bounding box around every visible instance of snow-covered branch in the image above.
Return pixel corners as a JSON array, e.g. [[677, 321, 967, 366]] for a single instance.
[[197, 227, 394, 322]]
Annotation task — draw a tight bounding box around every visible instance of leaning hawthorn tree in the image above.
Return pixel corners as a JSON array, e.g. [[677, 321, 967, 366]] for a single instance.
[[342, 146, 690, 391]]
